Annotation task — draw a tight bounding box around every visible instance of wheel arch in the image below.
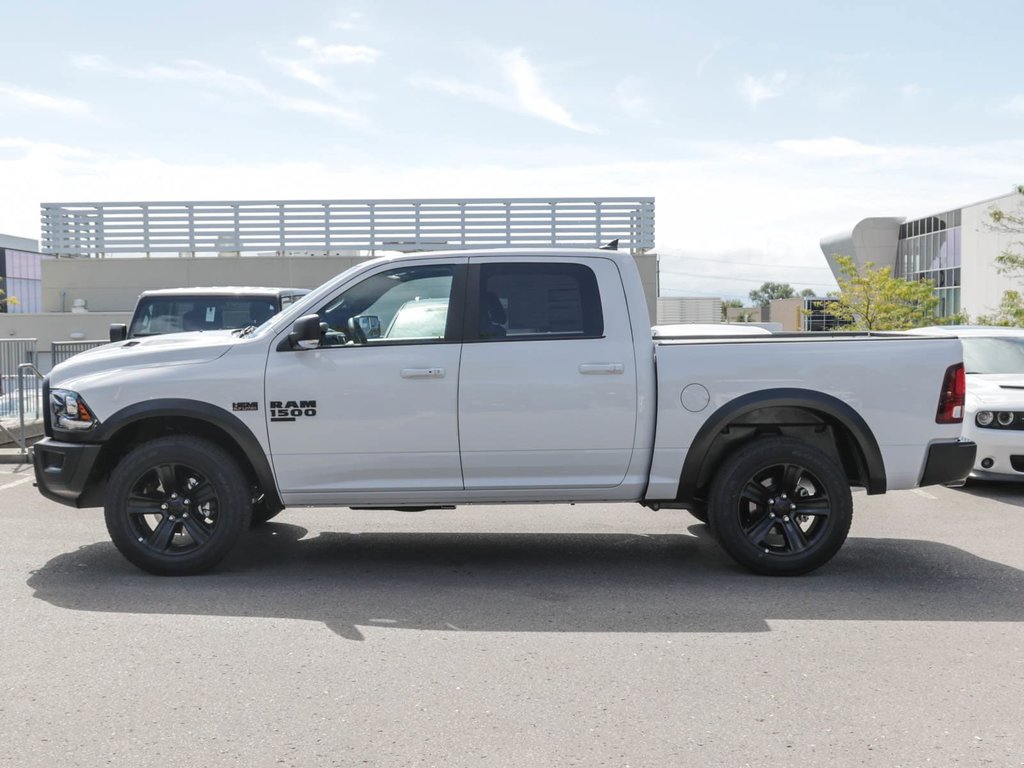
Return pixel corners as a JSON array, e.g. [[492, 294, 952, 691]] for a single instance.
[[676, 388, 886, 503], [79, 399, 280, 510]]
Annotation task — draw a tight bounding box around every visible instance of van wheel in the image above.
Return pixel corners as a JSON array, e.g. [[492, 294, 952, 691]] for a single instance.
[[104, 436, 252, 575], [707, 437, 852, 576]]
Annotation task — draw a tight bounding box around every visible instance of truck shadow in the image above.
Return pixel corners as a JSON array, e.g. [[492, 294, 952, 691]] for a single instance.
[[27, 523, 1024, 640]]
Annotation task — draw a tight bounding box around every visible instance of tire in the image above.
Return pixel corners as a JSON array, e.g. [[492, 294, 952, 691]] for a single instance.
[[707, 436, 853, 576], [104, 436, 252, 575]]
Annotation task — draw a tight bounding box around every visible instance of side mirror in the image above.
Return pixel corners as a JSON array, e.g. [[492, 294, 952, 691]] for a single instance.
[[288, 314, 323, 350], [109, 324, 128, 342]]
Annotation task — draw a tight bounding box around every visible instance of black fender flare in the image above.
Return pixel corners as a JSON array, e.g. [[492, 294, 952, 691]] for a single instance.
[[91, 398, 280, 505], [677, 388, 886, 501]]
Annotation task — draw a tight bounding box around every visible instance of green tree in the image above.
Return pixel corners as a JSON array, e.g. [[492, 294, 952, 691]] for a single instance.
[[721, 298, 744, 320], [823, 255, 939, 330], [0, 277, 16, 309], [975, 290, 1024, 326], [799, 288, 816, 298], [749, 281, 795, 307], [980, 185, 1024, 325]]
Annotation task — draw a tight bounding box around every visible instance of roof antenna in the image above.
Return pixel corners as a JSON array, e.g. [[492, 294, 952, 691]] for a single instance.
[[600, 239, 619, 251]]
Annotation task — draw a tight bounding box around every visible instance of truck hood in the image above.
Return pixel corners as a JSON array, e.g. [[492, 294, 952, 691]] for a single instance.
[[49, 331, 239, 386]]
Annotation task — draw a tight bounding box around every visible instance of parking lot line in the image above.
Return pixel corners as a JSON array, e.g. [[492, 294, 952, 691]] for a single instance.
[[0, 476, 33, 492]]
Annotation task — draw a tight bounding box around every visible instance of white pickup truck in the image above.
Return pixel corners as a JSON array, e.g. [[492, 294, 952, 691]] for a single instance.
[[33, 248, 975, 576]]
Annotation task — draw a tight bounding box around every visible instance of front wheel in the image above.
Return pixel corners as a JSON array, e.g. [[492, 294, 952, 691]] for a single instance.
[[707, 437, 853, 576], [104, 436, 252, 575]]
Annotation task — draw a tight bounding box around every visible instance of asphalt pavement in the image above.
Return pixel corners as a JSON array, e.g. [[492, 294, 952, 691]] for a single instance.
[[1, 461, 1022, 767]]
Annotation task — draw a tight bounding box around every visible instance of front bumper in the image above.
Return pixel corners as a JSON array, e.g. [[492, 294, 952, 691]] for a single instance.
[[919, 440, 977, 487], [33, 438, 103, 508], [961, 419, 1024, 480]]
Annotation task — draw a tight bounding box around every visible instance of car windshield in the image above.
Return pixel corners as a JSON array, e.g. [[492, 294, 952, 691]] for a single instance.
[[129, 296, 280, 337], [962, 337, 1024, 374]]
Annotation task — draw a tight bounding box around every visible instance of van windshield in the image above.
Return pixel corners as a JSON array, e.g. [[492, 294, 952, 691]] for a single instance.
[[129, 296, 280, 337], [962, 337, 1024, 374]]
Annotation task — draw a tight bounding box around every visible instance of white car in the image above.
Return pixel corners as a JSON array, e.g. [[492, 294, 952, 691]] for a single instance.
[[910, 326, 1024, 481]]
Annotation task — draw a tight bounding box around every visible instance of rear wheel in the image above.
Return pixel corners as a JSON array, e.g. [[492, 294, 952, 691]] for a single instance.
[[707, 436, 852, 576], [104, 436, 252, 575]]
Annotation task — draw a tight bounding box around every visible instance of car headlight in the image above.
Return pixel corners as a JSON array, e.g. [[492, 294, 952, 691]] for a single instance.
[[50, 388, 98, 431], [998, 411, 1015, 427], [976, 410, 994, 427]]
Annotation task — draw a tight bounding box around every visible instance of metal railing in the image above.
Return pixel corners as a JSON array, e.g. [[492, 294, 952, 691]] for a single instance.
[[52, 340, 107, 368], [0, 339, 41, 455], [41, 197, 656, 256]]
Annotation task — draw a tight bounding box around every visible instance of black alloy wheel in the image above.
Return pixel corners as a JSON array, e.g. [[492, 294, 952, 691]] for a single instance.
[[707, 436, 853, 576], [105, 436, 251, 575]]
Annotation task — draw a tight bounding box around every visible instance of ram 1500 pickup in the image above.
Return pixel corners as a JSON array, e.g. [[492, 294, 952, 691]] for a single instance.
[[33, 248, 976, 576]]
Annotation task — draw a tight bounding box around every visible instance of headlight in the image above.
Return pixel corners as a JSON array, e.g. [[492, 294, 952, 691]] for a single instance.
[[50, 389, 98, 431], [998, 411, 1015, 427], [976, 411, 994, 427]]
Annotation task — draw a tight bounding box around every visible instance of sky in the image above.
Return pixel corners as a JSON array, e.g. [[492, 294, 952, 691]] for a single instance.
[[2, 0, 1024, 301]]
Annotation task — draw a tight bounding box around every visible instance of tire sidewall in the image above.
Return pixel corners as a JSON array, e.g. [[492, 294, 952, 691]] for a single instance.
[[104, 436, 252, 575]]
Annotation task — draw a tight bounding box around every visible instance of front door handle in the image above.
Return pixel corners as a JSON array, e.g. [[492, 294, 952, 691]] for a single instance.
[[578, 363, 625, 375], [401, 367, 446, 379]]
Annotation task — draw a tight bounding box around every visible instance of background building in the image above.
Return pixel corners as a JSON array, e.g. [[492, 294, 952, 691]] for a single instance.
[[765, 297, 845, 332], [0, 233, 45, 314], [820, 190, 1024, 319], [656, 296, 721, 324]]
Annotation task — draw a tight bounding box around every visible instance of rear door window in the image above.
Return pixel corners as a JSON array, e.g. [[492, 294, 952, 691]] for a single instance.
[[473, 262, 603, 340]]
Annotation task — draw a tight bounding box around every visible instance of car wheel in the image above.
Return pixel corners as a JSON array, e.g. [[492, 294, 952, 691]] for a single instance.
[[707, 436, 852, 576], [104, 436, 252, 575]]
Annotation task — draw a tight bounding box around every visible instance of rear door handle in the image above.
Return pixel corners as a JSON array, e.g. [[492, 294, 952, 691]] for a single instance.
[[401, 367, 446, 379], [578, 363, 624, 375]]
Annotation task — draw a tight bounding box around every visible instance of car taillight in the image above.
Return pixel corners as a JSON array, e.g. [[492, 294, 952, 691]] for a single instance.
[[936, 363, 966, 424]]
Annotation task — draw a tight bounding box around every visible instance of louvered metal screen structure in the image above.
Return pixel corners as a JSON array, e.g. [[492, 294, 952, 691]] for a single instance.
[[41, 198, 655, 257]]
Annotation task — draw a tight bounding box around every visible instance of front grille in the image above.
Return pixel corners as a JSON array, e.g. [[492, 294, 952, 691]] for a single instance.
[[1010, 456, 1024, 473]]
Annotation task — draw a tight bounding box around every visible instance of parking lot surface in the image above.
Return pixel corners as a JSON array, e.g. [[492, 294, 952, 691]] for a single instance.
[[2, 461, 1023, 767]]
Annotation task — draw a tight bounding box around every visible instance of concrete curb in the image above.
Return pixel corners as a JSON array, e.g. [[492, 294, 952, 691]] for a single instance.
[[0, 448, 31, 465]]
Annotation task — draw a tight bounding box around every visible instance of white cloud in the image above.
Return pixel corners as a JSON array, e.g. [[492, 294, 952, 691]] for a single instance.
[[412, 48, 599, 134], [740, 71, 787, 108], [614, 78, 656, 123], [499, 49, 598, 133], [72, 53, 364, 125], [0, 82, 90, 115], [266, 57, 333, 90], [900, 83, 927, 98], [993, 95, 1024, 115], [696, 41, 723, 77], [332, 11, 365, 31], [296, 37, 381, 65], [776, 137, 887, 158]]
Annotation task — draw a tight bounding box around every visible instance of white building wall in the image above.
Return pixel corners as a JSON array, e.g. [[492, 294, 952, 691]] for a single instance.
[[820, 217, 902, 278], [960, 193, 1024, 318]]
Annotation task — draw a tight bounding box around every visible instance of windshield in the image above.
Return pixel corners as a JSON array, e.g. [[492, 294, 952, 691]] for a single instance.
[[962, 337, 1024, 374], [129, 296, 280, 337]]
